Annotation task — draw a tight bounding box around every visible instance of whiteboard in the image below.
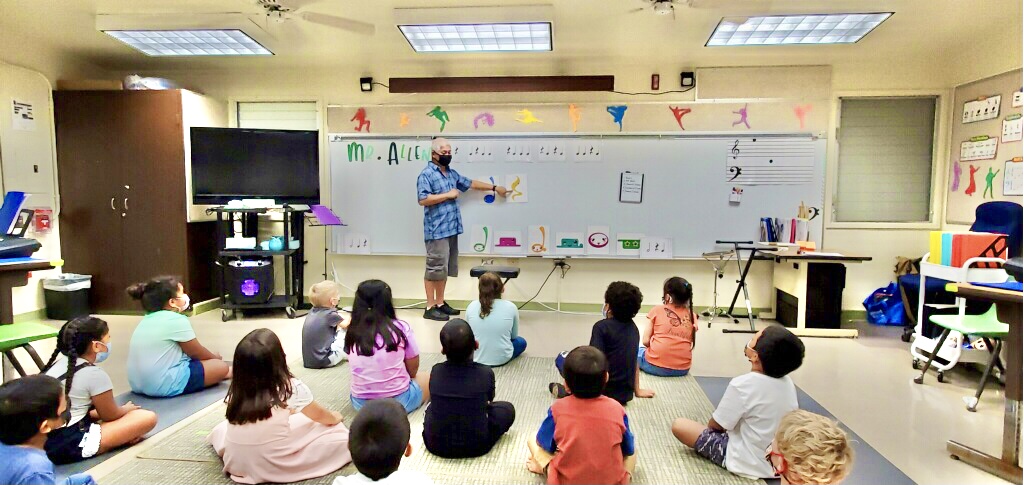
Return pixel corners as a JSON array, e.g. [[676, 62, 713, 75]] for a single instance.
[[328, 133, 825, 258]]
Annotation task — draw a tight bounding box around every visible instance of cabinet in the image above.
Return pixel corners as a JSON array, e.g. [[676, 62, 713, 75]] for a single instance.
[[54, 90, 227, 312]]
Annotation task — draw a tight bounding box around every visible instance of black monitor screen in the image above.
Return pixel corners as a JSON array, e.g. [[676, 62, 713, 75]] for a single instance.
[[191, 127, 319, 205]]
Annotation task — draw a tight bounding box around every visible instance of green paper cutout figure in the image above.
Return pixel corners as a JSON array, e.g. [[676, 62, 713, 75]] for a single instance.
[[426, 106, 449, 132], [983, 166, 1000, 199]]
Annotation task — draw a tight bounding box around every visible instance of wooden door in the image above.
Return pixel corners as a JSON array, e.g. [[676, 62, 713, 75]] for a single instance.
[[54, 91, 128, 312], [119, 91, 190, 291]]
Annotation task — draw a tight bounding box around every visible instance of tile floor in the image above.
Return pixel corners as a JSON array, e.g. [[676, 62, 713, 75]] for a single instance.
[[15, 307, 1017, 485]]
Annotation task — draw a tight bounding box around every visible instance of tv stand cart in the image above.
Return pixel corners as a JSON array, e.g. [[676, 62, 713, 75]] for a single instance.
[[212, 206, 308, 321]]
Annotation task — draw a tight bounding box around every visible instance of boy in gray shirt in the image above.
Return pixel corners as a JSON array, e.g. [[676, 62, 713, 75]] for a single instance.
[[302, 281, 349, 369]]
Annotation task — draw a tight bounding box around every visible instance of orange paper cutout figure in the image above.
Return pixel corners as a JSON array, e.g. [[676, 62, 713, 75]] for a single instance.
[[399, 112, 410, 128], [965, 164, 980, 196], [568, 104, 582, 132], [669, 106, 692, 130], [351, 108, 370, 132], [794, 104, 812, 129]]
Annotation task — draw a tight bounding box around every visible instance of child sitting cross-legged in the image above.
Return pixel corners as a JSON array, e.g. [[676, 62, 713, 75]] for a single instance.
[[528, 346, 637, 485], [671, 326, 805, 480], [639, 276, 698, 377], [423, 318, 515, 458], [302, 280, 349, 369]]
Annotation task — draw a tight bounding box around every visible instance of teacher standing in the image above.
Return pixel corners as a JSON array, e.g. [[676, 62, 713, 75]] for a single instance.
[[417, 137, 508, 321]]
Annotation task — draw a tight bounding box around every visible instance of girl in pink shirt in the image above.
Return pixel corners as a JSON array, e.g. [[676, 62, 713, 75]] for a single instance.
[[639, 277, 697, 377], [346, 280, 430, 413]]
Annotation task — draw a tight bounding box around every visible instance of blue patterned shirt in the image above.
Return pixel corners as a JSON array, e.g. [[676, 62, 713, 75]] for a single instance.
[[417, 163, 472, 241]]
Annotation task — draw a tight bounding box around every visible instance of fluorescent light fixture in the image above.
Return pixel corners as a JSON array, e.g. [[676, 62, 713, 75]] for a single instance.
[[398, 22, 552, 53], [706, 12, 893, 46], [103, 29, 272, 56]]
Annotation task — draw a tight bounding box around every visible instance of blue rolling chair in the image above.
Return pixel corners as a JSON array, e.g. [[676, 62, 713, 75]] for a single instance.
[[898, 201, 1022, 342]]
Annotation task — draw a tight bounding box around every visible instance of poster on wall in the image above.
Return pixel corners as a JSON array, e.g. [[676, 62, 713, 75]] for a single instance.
[[962, 94, 1001, 123], [1013, 90, 1023, 108], [1002, 114, 1023, 143], [1005, 159, 1023, 196], [960, 136, 999, 161]]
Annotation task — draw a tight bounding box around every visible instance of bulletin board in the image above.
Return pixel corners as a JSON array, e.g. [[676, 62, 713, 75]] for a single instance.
[[946, 69, 1024, 224]]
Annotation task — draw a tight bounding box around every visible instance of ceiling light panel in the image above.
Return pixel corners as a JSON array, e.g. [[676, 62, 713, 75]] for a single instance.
[[399, 22, 552, 53], [103, 30, 272, 56], [706, 13, 893, 46]]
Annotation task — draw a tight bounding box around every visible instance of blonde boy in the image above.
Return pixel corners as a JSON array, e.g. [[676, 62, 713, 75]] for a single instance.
[[302, 281, 349, 369]]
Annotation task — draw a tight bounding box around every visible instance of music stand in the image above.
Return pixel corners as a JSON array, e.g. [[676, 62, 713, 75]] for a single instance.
[[714, 240, 777, 334]]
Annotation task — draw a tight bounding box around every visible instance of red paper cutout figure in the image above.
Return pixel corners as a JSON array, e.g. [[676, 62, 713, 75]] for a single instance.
[[965, 164, 980, 196], [669, 106, 692, 130], [794, 104, 812, 129], [351, 108, 370, 132]]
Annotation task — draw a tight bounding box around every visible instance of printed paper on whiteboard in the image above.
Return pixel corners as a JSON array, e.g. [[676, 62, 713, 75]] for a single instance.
[[726, 137, 815, 185], [1002, 114, 1022, 143], [616, 233, 644, 257], [639, 237, 672, 259], [554, 232, 586, 256], [493, 230, 524, 255], [619, 172, 644, 203], [586, 226, 611, 256], [506, 174, 528, 203], [537, 142, 567, 161], [470, 225, 492, 254], [11, 100, 35, 131], [1005, 160, 1023, 196], [527, 225, 550, 255], [344, 233, 370, 255]]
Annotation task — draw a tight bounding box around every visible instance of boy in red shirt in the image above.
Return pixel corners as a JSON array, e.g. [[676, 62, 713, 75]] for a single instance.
[[527, 346, 636, 485]]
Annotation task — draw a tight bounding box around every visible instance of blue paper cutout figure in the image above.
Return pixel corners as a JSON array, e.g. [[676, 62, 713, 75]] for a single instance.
[[606, 105, 628, 132]]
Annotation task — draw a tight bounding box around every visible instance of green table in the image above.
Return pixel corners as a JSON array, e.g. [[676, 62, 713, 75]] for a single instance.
[[0, 321, 57, 376]]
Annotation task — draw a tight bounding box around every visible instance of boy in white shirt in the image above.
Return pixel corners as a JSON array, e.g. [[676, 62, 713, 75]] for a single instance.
[[333, 399, 432, 485], [670, 326, 805, 480]]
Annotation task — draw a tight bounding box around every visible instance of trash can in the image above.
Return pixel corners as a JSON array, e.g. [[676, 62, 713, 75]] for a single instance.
[[43, 274, 92, 320]]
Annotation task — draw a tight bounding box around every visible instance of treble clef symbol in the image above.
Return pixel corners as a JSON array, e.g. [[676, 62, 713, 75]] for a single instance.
[[728, 166, 742, 181], [731, 140, 740, 158]]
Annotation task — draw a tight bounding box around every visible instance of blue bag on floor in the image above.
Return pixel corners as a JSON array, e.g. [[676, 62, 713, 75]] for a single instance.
[[863, 282, 905, 326]]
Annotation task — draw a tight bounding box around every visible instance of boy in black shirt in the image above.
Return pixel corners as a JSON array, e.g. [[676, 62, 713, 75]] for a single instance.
[[423, 319, 516, 458], [550, 281, 655, 405]]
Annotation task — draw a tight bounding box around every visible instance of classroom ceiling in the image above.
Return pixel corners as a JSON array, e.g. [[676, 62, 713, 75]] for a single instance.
[[0, 0, 1020, 75]]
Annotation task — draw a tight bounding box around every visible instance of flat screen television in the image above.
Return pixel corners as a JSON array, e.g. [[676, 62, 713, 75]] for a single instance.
[[191, 127, 320, 205]]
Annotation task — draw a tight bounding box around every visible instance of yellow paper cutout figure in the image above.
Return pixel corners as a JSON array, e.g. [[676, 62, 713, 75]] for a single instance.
[[568, 104, 582, 132], [399, 112, 410, 128], [516, 109, 543, 124]]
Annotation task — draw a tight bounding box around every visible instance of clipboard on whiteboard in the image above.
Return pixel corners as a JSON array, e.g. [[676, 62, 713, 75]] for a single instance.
[[619, 171, 644, 203]]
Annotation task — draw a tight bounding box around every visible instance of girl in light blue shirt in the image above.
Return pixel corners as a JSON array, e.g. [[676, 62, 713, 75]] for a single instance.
[[466, 272, 526, 366]]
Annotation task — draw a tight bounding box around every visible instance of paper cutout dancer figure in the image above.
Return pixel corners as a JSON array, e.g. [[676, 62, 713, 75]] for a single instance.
[[515, 109, 543, 124], [568, 104, 582, 132], [351, 108, 370, 132], [606, 105, 627, 132], [399, 112, 410, 128], [510, 176, 524, 200], [951, 162, 962, 191], [426, 106, 449, 132], [473, 112, 494, 129], [965, 164, 980, 196], [669, 106, 692, 130], [732, 104, 750, 129], [793, 104, 812, 130], [983, 166, 1000, 199], [484, 177, 497, 204]]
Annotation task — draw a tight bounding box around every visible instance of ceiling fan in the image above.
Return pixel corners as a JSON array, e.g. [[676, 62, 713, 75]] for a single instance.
[[253, 0, 375, 35]]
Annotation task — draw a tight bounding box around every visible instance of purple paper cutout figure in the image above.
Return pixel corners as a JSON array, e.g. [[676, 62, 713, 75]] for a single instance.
[[732, 104, 750, 129], [473, 112, 495, 129], [951, 162, 962, 191], [606, 105, 628, 132]]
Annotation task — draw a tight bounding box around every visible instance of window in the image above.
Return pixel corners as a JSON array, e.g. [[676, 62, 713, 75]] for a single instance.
[[834, 97, 938, 223], [236, 101, 318, 130]]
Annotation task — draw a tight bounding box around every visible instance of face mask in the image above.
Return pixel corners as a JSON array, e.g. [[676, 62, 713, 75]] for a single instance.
[[95, 342, 111, 364], [175, 294, 191, 312], [437, 154, 452, 166], [601, 305, 609, 319]]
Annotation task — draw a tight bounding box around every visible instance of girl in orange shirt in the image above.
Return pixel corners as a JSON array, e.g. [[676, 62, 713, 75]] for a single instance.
[[638, 277, 697, 377]]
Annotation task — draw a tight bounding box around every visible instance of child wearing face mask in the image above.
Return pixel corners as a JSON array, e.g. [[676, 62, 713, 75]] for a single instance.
[[670, 326, 804, 480], [42, 317, 158, 464], [126, 276, 232, 398]]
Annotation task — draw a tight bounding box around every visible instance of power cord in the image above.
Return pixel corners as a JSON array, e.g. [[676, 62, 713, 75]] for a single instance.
[[517, 265, 558, 310], [609, 86, 695, 96]]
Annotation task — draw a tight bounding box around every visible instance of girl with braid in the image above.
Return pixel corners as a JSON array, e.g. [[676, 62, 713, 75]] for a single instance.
[[42, 316, 158, 464]]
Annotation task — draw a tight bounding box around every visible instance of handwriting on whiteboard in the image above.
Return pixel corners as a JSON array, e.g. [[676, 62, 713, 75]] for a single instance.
[[725, 137, 814, 185]]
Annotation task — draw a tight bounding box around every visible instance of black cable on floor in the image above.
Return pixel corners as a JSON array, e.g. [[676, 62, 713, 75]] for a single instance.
[[518, 265, 559, 310]]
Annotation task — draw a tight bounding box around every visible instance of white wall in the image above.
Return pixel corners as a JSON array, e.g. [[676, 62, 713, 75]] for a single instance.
[[0, 62, 62, 316]]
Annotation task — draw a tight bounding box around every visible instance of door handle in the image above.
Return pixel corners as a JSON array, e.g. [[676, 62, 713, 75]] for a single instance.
[[124, 198, 129, 212], [110, 197, 116, 211]]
